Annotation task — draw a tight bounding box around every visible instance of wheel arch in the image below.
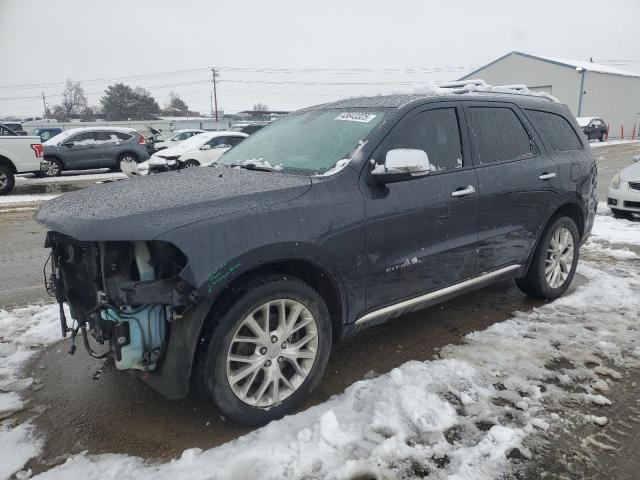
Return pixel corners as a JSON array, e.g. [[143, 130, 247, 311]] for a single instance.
[[140, 254, 348, 400], [0, 155, 17, 173], [521, 200, 586, 276]]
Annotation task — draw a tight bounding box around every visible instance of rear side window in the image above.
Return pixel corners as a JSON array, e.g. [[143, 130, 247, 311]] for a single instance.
[[526, 110, 582, 151], [380, 107, 464, 172], [229, 137, 244, 146], [115, 132, 133, 141], [467, 107, 534, 164]]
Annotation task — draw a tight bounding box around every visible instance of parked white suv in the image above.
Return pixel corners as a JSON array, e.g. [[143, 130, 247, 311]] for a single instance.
[[0, 124, 44, 194]]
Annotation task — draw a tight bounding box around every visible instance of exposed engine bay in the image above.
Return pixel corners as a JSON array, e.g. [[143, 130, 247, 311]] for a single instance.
[[45, 232, 195, 371]]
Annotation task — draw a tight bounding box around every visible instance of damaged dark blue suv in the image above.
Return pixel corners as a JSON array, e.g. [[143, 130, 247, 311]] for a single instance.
[[36, 82, 597, 425]]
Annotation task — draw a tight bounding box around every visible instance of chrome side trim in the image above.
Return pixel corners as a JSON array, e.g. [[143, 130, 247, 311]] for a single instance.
[[355, 264, 521, 325]]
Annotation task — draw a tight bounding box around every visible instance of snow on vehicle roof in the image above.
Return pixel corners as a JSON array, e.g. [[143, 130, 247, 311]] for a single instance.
[[576, 117, 597, 127], [43, 126, 138, 146]]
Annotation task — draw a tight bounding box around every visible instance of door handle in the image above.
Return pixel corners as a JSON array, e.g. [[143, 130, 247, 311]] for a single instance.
[[539, 172, 556, 180], [451, 185, 476, 197]]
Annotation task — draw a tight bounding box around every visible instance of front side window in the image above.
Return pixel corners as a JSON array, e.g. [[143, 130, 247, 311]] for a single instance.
[[378, 108, 464, 173], [68, 132, 97, 146], [467, 107, 535, 164], [219, 109, 387, 173], [526, 110, 583, 151]]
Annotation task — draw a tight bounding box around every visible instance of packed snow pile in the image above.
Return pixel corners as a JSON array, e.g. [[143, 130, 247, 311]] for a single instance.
[[0, 304, 66, 479], [1, 210, 639, 480]]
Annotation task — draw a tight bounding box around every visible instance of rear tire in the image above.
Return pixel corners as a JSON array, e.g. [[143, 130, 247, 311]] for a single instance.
[[118, 153, 137, 172], [516, 216, 579, 300], [41, 157, 62, 177], [611, 208, 634, 219], [199, 275, 332, 426], [0, 165, 15, 195]]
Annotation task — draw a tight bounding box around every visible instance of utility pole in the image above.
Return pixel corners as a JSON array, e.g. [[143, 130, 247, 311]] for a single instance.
[[42, 91, 47, 118], [211, 67, 220, 122]]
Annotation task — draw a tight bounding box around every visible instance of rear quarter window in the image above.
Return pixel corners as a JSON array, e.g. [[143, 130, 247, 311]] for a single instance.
[[526, 110, 583, 151]]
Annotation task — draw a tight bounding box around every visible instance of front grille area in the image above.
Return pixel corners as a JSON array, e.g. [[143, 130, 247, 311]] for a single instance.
[[629, 182, 640, 191], [623, 200, 640, 209]]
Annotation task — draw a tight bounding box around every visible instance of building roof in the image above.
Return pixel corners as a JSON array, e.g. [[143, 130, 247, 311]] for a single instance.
[[461, 51, 640, 80]]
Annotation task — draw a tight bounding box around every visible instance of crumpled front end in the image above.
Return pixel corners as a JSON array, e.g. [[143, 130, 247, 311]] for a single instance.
[[45, 231, 196, 371]]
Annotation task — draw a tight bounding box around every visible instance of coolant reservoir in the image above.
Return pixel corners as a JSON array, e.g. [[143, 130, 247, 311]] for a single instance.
[[102, 241, 166, 371]]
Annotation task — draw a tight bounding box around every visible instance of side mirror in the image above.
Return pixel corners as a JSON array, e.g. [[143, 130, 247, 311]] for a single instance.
[[200, 144, 212, 151], [371, 149, 432, 184]]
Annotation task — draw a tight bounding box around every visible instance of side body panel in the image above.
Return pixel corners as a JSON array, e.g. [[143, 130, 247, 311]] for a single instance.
[[463, 101, 561, 271]]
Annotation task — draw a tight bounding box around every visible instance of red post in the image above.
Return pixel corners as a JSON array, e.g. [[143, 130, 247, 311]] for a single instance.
[[633, 126, 637, 141], [606, 124, 610, 140]]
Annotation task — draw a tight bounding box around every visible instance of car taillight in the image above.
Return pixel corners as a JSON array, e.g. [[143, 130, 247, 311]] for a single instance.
[[31, 143, 44, 158], [138, 134, 146, 145]]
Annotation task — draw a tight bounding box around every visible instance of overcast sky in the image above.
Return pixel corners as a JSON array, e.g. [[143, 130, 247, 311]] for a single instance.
[[1, 0, 639, 117]]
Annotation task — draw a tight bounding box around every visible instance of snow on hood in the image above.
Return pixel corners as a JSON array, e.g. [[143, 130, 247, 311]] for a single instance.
[[619, 160, 640, 182], [34, 166, 311, 241]]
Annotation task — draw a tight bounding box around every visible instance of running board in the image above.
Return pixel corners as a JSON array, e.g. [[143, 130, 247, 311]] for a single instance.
[[355, 264, 521, 325]]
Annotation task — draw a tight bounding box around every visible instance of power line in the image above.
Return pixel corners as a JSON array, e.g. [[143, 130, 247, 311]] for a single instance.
[[0, 64, 478, 91]]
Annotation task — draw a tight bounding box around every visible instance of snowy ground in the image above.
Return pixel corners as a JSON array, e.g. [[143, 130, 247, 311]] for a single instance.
[[589, 139, 640, 149], [0, 209, 638, 480]]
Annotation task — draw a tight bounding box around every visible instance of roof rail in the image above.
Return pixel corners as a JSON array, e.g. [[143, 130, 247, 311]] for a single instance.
[[438, 79, 557, 102], [439, 79, 488, 89]]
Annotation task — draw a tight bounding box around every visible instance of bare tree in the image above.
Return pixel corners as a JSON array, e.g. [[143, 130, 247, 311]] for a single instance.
[[253, 103, 269, 111], [59, 79, 88, 119]]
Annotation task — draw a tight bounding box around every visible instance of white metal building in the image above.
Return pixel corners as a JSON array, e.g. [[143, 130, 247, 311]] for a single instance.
[[459, 51, 640, 138]]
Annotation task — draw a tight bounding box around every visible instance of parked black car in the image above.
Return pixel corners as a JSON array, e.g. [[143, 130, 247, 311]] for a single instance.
[[41, 127, 149, 176], [36, 88, 597, 426], [577, 116, 607, 141], [0, 122, 27, 135]]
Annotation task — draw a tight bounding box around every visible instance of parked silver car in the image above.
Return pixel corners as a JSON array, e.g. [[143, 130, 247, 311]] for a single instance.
[[41, 127, 150, 177]]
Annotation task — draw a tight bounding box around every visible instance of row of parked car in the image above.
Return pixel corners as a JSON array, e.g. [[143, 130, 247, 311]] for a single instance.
[[0, 121, 266, 193]]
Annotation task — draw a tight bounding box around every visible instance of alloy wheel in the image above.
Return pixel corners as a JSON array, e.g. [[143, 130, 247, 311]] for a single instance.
[[42, 160, 60, 177], [0, 171, 7, 190], [545, 227, 574, 289], [226, 299, 319, 408]]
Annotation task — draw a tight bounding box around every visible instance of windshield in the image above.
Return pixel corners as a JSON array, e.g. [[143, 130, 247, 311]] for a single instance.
[[218, 109, 386, 173]]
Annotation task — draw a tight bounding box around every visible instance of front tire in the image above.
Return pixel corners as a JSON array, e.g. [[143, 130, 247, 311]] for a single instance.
[[0, 165, 15, 195], [199, 276, 332, 426], [182, 159, 200, 169], [41, 157, 62, 177], [516, 217, 579, 300]]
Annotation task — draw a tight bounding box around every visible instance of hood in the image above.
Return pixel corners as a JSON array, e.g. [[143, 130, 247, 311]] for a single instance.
[[35, 167, 311, 241], [620, 161, 640, 182]]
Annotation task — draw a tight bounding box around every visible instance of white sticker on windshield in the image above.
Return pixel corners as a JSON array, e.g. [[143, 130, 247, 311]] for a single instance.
[[335, 112, 377, 123]]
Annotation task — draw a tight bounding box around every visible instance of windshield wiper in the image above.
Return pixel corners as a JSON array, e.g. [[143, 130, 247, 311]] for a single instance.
[[229, 163, 278, 172]]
